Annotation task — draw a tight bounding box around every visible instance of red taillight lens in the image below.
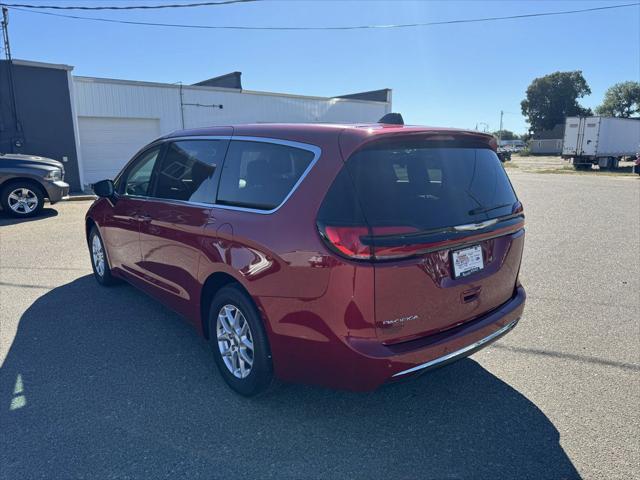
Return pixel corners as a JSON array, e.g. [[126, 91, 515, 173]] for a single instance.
[[369, 226, 424, 260], [512, 201, 524, 214], [373, 243, 432, 260], [370, 226, 419, 236], [322, 226, 372, 259], [321, 225, 422, 261]]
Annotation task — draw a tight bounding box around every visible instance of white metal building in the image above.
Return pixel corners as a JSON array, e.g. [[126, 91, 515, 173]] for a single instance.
[[1, 59, 391, 191], [72, 74, 392, 189]]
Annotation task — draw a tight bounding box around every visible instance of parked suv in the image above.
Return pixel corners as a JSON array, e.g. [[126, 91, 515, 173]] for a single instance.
[[86, 123, 526, 396], [0, 153, 69, 217]]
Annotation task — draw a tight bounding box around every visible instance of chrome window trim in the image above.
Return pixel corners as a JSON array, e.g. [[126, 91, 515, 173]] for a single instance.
[[127, 195, 214, 209], [116, 135, 321, 214], [391, 318, 519, 378], [118, 194, 146, 201], [160, 135, 231, 142]]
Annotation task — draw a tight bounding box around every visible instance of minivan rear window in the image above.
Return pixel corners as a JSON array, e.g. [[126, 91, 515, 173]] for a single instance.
[[342, 141, 517, 231]]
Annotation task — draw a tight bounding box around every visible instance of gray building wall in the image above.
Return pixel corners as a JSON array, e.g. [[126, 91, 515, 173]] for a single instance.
[[0, 60, 81, 191]]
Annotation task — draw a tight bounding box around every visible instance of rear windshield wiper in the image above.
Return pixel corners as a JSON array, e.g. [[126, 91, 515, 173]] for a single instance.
[[468, 203, 512, 216]]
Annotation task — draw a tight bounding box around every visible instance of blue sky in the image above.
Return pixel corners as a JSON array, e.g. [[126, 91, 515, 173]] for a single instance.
[[5, 0, 640, 134]]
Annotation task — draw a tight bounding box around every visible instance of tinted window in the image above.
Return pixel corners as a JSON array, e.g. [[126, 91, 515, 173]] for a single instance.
[[152, 140, 228, 203], [119, 147, 161, 196], [342, 142, 517, 231], [317, 166, 366, 226], [217, 140, 315, 210]]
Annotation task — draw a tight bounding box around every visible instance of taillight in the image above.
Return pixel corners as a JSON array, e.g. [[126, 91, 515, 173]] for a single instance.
[[322, 226, 372, 259], [512, 201, 524, 214], [371, 226, 419, 236], [320, 225, 423, 261], [372, 243, 431, 260], [368, 226, 423, 260]]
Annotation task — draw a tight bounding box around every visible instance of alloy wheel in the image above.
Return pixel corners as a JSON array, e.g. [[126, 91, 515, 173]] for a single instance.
[[92, 234, 105, 277], [8, 188, 38, 215], [216, 304, 254, 379]]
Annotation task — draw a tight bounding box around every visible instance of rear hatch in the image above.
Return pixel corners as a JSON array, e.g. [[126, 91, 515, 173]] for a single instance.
[[317, 135, 525, 344]]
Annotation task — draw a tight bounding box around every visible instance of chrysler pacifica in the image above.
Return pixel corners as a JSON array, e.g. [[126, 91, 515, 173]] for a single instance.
[[86, 122, 526, 396]]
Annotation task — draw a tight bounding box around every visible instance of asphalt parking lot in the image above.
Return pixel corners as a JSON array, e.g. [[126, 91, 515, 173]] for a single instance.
[[1, 172, 638, 480]]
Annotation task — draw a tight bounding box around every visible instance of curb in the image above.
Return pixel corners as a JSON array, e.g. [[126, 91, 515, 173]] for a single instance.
[[66, 195, 97, 201]]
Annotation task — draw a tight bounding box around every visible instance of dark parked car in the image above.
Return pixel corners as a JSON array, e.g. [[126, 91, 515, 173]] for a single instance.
[[0, 153, 70, 217], [497, 147, 512, 162], [86, 122, 526, 396]]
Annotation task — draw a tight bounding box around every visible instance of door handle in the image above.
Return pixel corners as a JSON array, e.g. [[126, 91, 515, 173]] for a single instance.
[[136, 213, 152, 222]]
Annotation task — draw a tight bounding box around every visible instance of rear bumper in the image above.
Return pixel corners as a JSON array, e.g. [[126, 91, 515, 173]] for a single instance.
[[355, 286, 525, 390], [272, 286, 526, 391], [44, 180, 70, 204], [390, 316, 518, 378]]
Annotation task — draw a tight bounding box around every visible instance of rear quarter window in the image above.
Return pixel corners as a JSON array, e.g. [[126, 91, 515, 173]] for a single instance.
[[216, 140, 316, 211]]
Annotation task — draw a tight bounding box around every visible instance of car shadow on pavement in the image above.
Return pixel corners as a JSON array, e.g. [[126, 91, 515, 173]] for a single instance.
[[0, 208, 58, 226], [0, 275, 580, 480]]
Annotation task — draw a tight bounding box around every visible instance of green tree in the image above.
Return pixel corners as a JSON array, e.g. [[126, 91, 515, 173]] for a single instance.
[[595, 81, 640, 117], [492, 129, 517, 140], [521, 71, 592, 134], [519, 131, 532, 142]]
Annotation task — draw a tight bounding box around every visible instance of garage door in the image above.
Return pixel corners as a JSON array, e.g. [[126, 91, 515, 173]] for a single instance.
[[78, 117, 161, 187]]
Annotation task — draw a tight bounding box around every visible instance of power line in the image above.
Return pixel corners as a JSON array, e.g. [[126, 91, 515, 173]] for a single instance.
[[4, 2, 639, 31], [0, 0, 259, 10]]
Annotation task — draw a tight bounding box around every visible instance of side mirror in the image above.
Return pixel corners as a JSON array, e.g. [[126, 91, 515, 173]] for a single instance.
[[92, 179, 115, 198]]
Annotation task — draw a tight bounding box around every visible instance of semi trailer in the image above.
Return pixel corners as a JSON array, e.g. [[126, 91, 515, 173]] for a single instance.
[[562, 116, 640, 170]]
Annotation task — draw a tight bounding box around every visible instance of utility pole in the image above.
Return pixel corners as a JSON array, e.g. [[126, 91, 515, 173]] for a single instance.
[[2, 6, 11, 60], [1, 6, 24, 151], [498, 110, 504, 143]]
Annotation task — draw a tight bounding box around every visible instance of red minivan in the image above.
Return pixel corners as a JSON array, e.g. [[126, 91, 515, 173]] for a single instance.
[[86, 121, 525, 396]]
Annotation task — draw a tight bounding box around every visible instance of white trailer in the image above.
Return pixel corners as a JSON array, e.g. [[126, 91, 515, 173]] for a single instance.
[[562, 116, 640, 170]]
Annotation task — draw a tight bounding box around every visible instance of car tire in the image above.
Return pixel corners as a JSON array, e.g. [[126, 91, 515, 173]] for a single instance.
[[0, 180, 45, 218], [208, 285, 274, 396], [88, 226, 119, 286]]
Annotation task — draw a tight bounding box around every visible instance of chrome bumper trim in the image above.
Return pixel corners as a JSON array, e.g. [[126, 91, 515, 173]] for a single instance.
[[391, 318, 520, 378]]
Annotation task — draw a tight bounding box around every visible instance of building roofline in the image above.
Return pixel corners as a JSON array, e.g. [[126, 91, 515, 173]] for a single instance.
[[72, 75, 390, 105], [193, 71, 242, 89], [8, 59, 74, 71], [337, 88, 391, 103]]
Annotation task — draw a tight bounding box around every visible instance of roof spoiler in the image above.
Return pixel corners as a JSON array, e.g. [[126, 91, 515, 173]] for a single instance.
[[378, 113, 404, 125]]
